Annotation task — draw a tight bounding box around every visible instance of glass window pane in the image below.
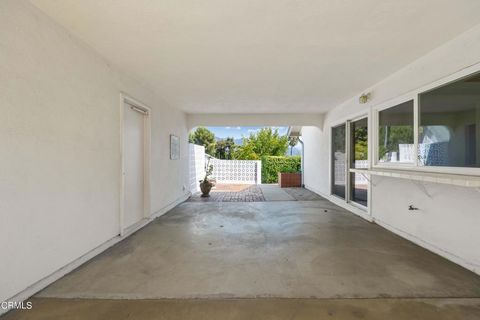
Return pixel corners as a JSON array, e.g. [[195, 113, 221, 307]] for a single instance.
[[350, 118, 368, 207], [332, 124, 346, 199], [350, 118, 368, 168], [419, 73, 480, 167], [350, 173, 368, 207], [378, 100, 414, 163]]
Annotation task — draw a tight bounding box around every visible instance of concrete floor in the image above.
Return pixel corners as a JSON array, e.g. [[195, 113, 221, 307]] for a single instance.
[[4, 198, 480, 319], [37, 200, 480, 299], [259, 184, 295, 201], [283, 187, 324, 201], [4, 298, 480, 320]]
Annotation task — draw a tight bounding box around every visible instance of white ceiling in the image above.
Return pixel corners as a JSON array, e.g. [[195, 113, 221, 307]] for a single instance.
[[30, 0, 480, 114]]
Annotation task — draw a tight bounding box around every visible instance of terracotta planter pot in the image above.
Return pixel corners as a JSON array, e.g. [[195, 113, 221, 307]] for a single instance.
[[278, 172, 301, 188], [199, 180, 214, 197]]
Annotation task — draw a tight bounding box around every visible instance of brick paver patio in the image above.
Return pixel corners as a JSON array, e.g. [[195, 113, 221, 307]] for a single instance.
[[188, 184, 265, 202], [189, 184, 324, 202]]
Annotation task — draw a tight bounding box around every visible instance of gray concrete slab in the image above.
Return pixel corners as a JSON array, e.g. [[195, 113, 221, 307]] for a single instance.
[[37, 200, 480, 300], [4, 298, 480, 320], [259, 184, 295, 201], [284, 187, 324, 201]]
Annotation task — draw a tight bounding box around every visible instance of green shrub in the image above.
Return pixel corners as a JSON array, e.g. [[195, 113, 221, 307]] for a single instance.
[[261, 156, 301, 183]]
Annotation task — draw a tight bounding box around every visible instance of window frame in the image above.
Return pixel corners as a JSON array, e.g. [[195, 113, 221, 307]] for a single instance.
[[330, 123, 347, 201], [371, 65, 480, 176], [373, 97, 418, 169], [347, 115, 370, 210], [329, 111, 371, 211]]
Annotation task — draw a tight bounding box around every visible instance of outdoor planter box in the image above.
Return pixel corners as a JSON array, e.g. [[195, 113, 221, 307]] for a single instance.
[[278, 172, 301, 188]]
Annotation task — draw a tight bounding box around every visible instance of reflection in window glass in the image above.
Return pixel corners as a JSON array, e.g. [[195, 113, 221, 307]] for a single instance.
[[332, 124, 346, 199], [378, 100, 414, 163], [419, 73, 480, 167], [350, 118, 368, 207]]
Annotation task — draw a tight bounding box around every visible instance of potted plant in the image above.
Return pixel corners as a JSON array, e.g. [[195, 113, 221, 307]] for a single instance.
[[199, 159, 215, 197]]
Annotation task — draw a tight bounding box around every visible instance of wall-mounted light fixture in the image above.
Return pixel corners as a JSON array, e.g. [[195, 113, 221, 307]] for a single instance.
[[359, 92, 371, 104]]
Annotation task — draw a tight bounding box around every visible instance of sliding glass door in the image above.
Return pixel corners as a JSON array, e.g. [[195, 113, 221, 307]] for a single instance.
[[349, 117, 368, 207], [332, 124, 346, 199], [331, 117, 369, 208]]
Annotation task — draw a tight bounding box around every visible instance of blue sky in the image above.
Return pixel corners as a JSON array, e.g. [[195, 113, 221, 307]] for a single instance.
[[206, 126, 289, 140]]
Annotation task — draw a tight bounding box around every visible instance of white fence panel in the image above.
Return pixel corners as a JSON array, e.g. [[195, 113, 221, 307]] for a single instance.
[[210, 158, 261, 184], [190, 143, 262, 190], [189, 143, 206, 193]]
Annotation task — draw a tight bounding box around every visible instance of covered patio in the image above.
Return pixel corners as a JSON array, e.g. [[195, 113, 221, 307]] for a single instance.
[[3, 0, 480, 319], [5, 199, 480, 319]]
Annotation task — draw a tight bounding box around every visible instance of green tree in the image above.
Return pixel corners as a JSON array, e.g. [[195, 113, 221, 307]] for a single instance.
[[215, 137, 236, 159], [189, 127, 216, 155], [353, 126, 368, 160], [288, 136, 299, 156], [233, 128, 289, 160]]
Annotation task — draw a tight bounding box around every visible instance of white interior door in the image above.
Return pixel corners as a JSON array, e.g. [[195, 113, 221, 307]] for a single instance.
[[123, 102, 145, 229]]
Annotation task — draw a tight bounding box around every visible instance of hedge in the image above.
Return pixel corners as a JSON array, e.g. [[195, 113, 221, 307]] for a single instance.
[[261, 156, 301, 183]]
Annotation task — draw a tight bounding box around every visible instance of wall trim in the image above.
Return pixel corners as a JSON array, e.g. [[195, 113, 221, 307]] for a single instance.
[[1, 193, 190, 316], [151, 193, 190, 219]]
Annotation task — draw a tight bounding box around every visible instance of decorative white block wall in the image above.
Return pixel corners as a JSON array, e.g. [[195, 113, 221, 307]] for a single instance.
[[189, 144, 206, 193], [189, 144, 261, 187], [210, 159, 261, 184]]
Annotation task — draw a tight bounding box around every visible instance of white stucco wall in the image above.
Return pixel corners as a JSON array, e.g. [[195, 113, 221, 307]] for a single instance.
[[303, 24, 480, 274], [0, 0, 189, 303]]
